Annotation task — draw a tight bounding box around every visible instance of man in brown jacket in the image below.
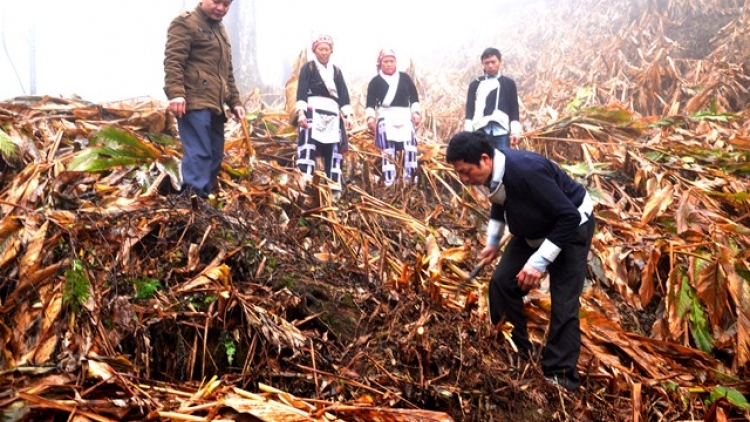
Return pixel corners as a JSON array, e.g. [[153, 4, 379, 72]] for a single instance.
[[164, 0, 245, 198]]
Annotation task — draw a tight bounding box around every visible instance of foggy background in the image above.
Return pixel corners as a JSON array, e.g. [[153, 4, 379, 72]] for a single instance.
[[0, 0, 529, 104]]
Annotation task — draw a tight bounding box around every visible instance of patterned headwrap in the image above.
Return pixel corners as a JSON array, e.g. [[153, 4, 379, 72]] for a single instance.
[[312, 34, 334, 51], [377, 48, 397, 70]]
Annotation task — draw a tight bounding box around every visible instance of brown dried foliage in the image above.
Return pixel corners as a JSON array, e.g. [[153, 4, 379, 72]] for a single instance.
[[1, 0, 750, 421]]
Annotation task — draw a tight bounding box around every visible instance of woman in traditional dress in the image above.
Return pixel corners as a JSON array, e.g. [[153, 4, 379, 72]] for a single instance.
[[365, 49, 422, 186], [295, 34, 353, 197]]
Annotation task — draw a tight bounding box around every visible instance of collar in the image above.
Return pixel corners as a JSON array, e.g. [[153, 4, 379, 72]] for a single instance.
[[486, 149, 506, 191], [379, 70, 399, 83], [314, 58, 335, 77]]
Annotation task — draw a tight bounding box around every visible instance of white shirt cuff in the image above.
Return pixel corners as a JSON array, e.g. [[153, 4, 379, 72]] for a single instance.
[[486, 219, 505, 246], [510, 121, 522, 137], [340, 105, 353, 118], [527, 253, 551, 273], [295, 100, 308, 113], [464, 119, 474, 132], [527, 239, 561, 272]]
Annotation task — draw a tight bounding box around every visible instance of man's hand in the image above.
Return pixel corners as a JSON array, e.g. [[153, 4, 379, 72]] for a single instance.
[[232, 106, 246, 122], [516, 263, 543, 291], [510, 134, 521, 148], [477, 244, 500, 267], [168, 97, 187, 118], [367, 117, 376, 133], [344, 117, 353, 131]]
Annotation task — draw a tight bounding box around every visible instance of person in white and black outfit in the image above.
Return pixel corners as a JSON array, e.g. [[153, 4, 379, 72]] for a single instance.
[[446, 130, 595, 391], [365, 49, 422, 186], [295, 34, 353, 197], [464, 47, 521, 150]]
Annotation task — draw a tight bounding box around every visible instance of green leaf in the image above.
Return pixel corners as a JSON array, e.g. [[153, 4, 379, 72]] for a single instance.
[[261, 119, 280, 135], [689, 293, 714, 353], [565, 87, 593, 113], [93, 126, 158, 158], [708, 386, 750, 410], [63, 260, 91, 313], [676, 273, 691, 317], [586, 187, 606, 201], [71, 156, 142, 172], [132, 277, 162, 300], [0, 128, 18, 159], [705, 190, 750, 203], [722, 161, 750, 176], [221, 332, 236, 366], [223, 165, 252, 178], [586, 107, 636, 125], [692, 257, 711, 280], [644, 151, 664, 161], [69, 126, 161, 172], [689, 103, 738, 122], [649, 116, 686, 128], [561, 162, 613, 177], [660, 380, 679, 392], [147, 133, 178, 147], [677, 267, 715, 353]]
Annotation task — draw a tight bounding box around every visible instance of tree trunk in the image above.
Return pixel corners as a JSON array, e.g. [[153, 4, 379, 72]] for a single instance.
[[29, 23, 36, 95], [225, 0, 262, 98]]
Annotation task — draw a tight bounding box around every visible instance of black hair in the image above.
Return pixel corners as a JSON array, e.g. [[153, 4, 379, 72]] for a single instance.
[[445, 131, 495, 165], [480, 47, 502, 61]]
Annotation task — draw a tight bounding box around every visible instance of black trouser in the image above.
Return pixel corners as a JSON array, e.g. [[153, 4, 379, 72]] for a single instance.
[[489, 217, 595, 388], [296, 123, 343, 190]]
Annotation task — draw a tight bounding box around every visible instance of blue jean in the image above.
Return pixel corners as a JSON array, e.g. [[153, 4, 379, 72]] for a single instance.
[[177, 110, 226, 197], [490, 133, 510, 150]]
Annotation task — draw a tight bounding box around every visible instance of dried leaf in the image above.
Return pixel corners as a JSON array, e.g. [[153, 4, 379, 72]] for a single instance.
[[641, 183, 674, 224]]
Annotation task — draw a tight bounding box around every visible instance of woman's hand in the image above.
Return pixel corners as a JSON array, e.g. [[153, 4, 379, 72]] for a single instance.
[[298, 111, 308, 129], [412, 112, 422, 127]]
